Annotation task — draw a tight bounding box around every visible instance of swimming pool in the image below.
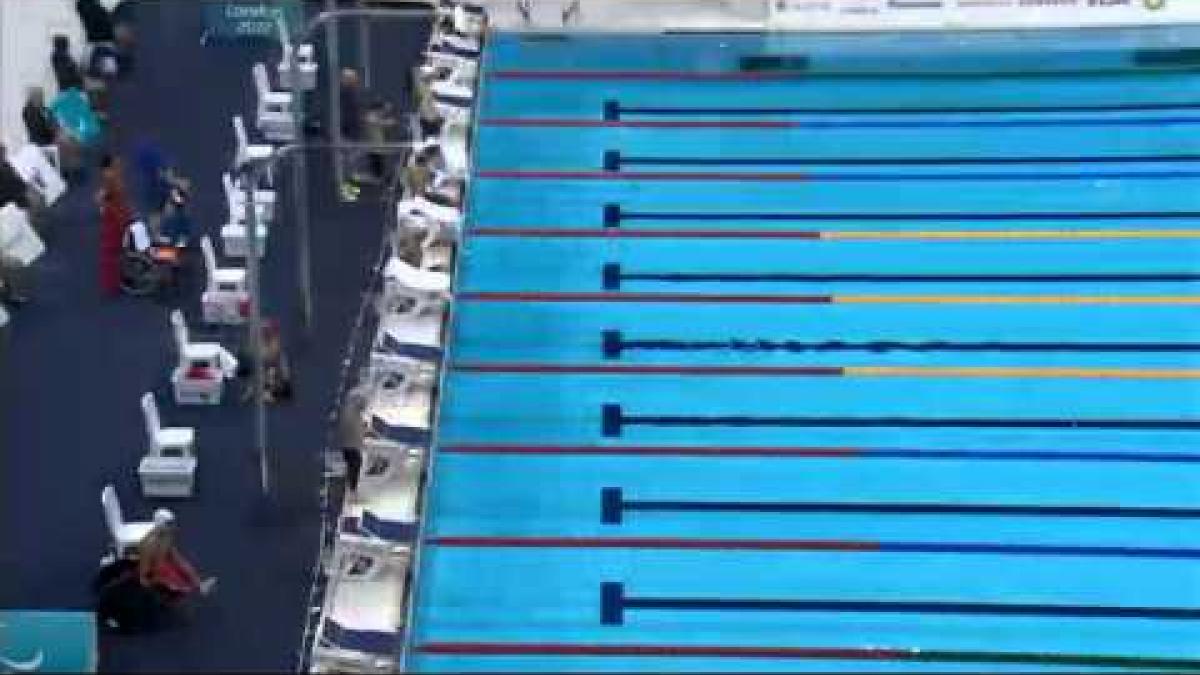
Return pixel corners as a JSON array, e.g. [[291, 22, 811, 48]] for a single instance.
[[405, 29, 1200, 672]]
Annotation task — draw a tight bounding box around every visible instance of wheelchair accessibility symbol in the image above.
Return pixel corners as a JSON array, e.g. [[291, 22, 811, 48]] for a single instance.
[[0, 621, 44, 674]]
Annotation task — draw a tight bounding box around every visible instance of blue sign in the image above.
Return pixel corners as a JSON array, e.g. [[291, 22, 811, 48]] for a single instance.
[[203, 1, 303, 42], [0, 612, 95, 673]]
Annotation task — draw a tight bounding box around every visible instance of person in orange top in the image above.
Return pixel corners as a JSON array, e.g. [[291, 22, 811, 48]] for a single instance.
[[97, 153, 132, 296]]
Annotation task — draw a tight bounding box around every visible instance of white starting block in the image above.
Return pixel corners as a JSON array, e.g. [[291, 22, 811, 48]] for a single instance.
[[366, 331, 442, 402], [379, 256, 451, 317], [435, 1, 486, 36], [312, 536, 408, 673], [200, 235, 249, 325], [253, 62, 296, 143], [137, 392, 198, 498], [396, 195, 461, 228], [232, 115, 274, 187], [170, 309, 238, 405]]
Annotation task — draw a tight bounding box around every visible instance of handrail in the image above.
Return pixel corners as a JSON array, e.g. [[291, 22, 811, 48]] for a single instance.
[[396, 26, 492, 674]]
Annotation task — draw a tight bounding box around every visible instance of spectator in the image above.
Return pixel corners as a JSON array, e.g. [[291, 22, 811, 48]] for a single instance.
[[97, 153, 133, 296], [133, 141, 190, 236], [338, 388, 369, 502], [23, 87, 59, 148], [77, 0, 119, 78], [77, 0, 116, 45], [338, 68, 367, 199], [239, 319, 294, 404], [51, 35, 85, 93]]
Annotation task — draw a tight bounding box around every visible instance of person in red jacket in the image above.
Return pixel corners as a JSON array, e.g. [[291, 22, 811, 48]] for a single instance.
[[97, 153, 132, 296]]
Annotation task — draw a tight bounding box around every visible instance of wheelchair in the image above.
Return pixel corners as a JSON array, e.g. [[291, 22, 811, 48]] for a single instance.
[[120, 220, 184, 298]]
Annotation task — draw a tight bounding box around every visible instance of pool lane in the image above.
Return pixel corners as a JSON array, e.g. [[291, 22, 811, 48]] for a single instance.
[[451, 301, 1200, 368], [467, 176, 1200, 224], [423, 452, 1200, 542], [475, 124, 1200, 170], [411, 546, 1200, 673], [481, 73, 1200, 119], [459, 237, 1200, 294]]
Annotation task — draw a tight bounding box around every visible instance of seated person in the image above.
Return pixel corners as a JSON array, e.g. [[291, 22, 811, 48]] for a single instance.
[[93, 555, 168, 633], [158, 187, 194, 247], [135, 511, 217, 604], [239, 319, 294, 404], [134, 141, 191, 231]]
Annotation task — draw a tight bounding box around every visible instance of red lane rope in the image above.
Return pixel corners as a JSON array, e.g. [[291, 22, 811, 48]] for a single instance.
[[440, 444, 860, 457], [481, 118, 796, 128], [451, 363, 844, 376]]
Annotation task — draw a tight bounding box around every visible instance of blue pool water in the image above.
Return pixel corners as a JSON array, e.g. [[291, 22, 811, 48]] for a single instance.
[[405, 30, 1200, 672]]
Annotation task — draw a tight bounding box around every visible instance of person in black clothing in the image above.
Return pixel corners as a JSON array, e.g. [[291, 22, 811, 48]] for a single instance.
[[22, 88, 59, 147], [78, 0, 118, 79], [51, 35, 84, 92], [77, 0, 115, 44]]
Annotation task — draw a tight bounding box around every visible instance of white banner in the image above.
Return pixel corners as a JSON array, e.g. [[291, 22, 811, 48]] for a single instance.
[[769, 0, 1200, 30]]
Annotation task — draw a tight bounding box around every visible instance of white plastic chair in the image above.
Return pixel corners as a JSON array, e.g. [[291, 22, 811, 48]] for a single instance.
[[101, 485, 156, 554], [170, 308, 237, 405], [379, 257, 451, 317], [253, 62, 296, 142], [221, 172, 272, 258], [201, 235, 247, 294], [141, 392, 196, 457], [223, 171, 276, 215], [200, 235, 249, 325], [232, 115, 274, 186], [171, 309, 237, 377]]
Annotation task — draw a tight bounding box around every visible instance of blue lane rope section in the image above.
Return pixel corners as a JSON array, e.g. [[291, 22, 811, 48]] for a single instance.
[[599, 583, 1200, 626], [607, 150, 1200, 168], [600, 330, 1200, 358], [600, 488, 1200, 524], [607, 100, 1200, 117], [601, 404, 1200, 437], [606, 205, 1200, 223], [601, 263, 1200, 289]]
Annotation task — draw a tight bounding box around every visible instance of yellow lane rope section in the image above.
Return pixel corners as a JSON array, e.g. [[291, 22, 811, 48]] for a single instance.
[[821, 230, 1200, 241], [848, 366, 1200, 380], [835, 295, 1200, 305]]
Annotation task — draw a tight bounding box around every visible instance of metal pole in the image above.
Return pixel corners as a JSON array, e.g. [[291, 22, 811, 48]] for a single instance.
[[242, 167, 270, 497], [325, 0, 344, 193], [359, 0, 372, 89], [287, 22, 314, 332]]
